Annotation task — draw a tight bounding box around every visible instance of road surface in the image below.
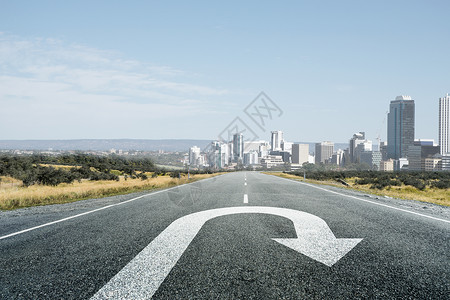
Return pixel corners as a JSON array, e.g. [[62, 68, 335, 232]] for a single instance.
[[0, 172, 449, 299]]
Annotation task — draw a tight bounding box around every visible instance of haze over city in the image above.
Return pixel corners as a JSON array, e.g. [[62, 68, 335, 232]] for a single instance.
[[1, 1, 449, 143]]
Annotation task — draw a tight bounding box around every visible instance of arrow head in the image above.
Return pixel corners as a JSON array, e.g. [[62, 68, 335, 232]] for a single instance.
[[272, 237, 363, 267]]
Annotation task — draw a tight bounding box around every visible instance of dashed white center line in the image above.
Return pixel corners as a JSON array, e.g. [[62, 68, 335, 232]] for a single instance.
[[245, 182, 247, 186], [243, 194, 248, 203]]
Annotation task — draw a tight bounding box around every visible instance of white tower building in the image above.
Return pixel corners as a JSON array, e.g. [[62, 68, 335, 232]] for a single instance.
[[439, 93, 450, 155], [271, 130, 283, 151]]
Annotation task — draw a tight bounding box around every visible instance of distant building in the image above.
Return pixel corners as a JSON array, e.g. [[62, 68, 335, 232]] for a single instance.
[[281, 141, 293, 154], [380, 159, 394, 171], [291, 144, 309, 165], [331, 149, 345, 165], [439, 93, 450, 155], [424, 157, 442, 171], [394, 158, 409, 171], [380, 141, 388, 161], [233, 133, 244, 162], [271, 131, 283, 151], [354, 140, 373, 163], [244, 151, 259, 165], [407, 140, 440, 171], [441, 154, 450, 171], [349, 132, 365, 163], [360, 151, 382, 170], [387, 96, 415, 159], [208, 141, 229, 169], [260, 155, 285, 168], [259, 143, 270, 158], [189, 146, 201, 165], [244, 140, 266, 153], [270, 151, 291, 163], [315, 141, 334, 164]]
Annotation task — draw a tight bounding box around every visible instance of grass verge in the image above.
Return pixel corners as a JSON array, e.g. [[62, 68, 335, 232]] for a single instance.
[[0, 173, 222, 210], [264, 172, 450, 207]]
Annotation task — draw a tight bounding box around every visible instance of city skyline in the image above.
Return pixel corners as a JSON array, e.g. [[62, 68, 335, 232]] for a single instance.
[[1, 2, 448, 143], [190, 91, 450, 171]]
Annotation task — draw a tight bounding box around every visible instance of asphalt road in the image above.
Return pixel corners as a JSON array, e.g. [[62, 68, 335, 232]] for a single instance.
[[0, 172, 449, 299]]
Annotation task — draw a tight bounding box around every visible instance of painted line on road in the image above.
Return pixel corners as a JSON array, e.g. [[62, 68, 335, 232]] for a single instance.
[[91, 206, 362, 299], [245, 182, 247, 186], [270, 175, 450, 224], [244, 194, 248, 204], [0, 175, 223, 241]]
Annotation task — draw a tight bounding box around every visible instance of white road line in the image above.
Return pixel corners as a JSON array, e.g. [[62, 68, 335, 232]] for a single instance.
[[91, 206, 361, 299], [245, 182, 247, 186], [271, 175, 450, 224], [0, 176, 222, 241], [244, 194, 248, 203]]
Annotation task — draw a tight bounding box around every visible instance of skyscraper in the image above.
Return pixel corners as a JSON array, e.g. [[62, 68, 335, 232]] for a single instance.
[[189, 146, 201, 165], [291, 144, 309, 165], [439, 93, 450, 155], [315, 141, 334, 164], [271, 130, 283, 151], [232, 133, 244, 162], [349, 132, 365, 163], [387, 96, 415, 159]]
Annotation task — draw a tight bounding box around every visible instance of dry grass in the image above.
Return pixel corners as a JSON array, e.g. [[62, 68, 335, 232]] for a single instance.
[[266, 172, 450, 207], [0, 173, 221, 210]]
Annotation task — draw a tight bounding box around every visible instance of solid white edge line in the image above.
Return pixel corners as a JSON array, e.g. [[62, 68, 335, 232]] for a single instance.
[[0, 175, 223, 241], [268, 174, 450, 224]]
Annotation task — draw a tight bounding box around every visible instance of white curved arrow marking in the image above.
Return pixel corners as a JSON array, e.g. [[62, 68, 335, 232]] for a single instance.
[[91, 206, 362, 299]]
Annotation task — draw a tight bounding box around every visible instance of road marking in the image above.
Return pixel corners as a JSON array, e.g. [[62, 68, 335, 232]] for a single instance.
[[91, 206, 361, 299], [271, 175, 450, 224], [245, 182, 247, 186], [0, 176, 222, 241], [244, 194, 248, 203]]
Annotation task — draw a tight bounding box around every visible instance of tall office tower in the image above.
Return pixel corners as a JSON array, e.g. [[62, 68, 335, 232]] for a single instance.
[[271, 130, 283, 151], [315, 141, 334, 164], [439, 93, 450, 155], [232, 133, 244, 162], [387, 96, 415, 159], [349, 132, 365, 163], [291, 144, 309, 165], [189, 146, 201, 165]]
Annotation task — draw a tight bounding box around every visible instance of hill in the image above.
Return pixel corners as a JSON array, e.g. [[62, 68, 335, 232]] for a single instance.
[[0, 139, 212, 152]]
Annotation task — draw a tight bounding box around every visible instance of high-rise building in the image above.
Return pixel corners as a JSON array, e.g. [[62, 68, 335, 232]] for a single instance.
[[243, 151, 259, 165], [271, 130, 283, 151], [349, 132, 365, 163], [439, 93, 450, 155], [354, 140, 373, 163], [291, 144, 309, 165], [189, 146, 201, 165], [387, 96, 415, 159], [281, 141, 293, 154], [331, 149, 345, 166], [315, 141, 334, 164], [232, 133, 244, 162]]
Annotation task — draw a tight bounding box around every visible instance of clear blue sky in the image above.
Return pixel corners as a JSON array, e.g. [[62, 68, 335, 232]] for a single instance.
[[1, 0, 449, 144]]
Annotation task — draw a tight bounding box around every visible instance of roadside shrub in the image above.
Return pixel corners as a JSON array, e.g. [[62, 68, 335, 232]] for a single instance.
[[431, 180, 450, 189]]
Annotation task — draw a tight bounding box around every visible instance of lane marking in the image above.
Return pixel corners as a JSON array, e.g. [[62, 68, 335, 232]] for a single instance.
[[270, 175, 450, 224], [244, 194, 248, 203], [245, 182, 247, 186], [0, 176, 222, 241], [91, 206, 361, 299]]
